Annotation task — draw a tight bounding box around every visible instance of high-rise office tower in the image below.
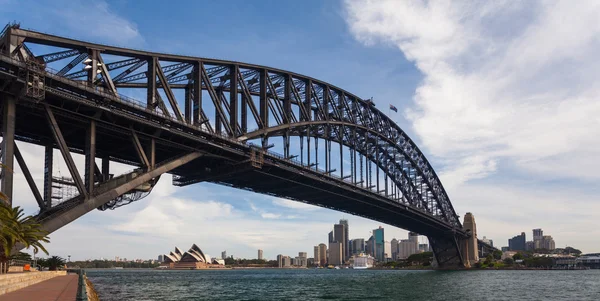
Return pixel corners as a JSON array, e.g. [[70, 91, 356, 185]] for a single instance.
[[221, 251, 227, 260], [333, 223, 346, 263], [329, 241, 343, 265], [352, 238, 365, 255], [373, 227, 384, 261], [258, 249, 263, 260], [339, 219, 349, 261], [391, 239, 398, 260], [318, 243, 327, 266], [509, 232, 526, 251], [329, 231, 334, 243], [313, 246, 320, 266]]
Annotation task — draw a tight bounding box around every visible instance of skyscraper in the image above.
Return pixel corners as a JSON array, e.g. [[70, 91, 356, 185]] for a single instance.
[[339, 219, 349, 261], [221, 251, 227, 260], [542, 235, 556, 250], [329, 241, 343, 265], [333, 223, 346, 263], [313, 246, 320, 266], [384, 241, 392, 260], [352, 238, 365, 255], [318, 243, 327, 266], [328, 231, 334, 243], [373, 227, 384, 261], [508, 232, 526, 251], [366, 236, 374, 256], [258, 249, 263, 260], [390, 239, 399, 260], [533, 229, 543, 249]]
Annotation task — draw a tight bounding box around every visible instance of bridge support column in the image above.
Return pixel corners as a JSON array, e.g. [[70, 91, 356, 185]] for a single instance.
[[1, 95, 16, 205], [461, 212, 479, 267], [43, 145, 53, 209], [85, 120, 96, 195]]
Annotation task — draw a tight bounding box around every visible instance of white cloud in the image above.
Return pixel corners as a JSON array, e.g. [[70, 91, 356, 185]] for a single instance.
[[14, 0, 144, 46], [260, 213, 281, 219], [344, 0, 600, 186]]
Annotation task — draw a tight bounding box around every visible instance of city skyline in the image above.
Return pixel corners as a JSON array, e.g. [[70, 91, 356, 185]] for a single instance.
[[2, 0, 599, 261]]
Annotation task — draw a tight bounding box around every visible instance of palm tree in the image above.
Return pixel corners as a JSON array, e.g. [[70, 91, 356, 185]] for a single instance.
[[0, 203, 50, 273], [45, 256, 66, 271]]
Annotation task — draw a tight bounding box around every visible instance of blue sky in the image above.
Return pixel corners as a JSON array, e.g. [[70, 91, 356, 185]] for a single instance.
[[2, 0, 600, 260]]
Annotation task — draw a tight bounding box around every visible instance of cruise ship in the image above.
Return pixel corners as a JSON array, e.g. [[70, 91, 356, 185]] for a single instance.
[[352, 253, 374, 269]]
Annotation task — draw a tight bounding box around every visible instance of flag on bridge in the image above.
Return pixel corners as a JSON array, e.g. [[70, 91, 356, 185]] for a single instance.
[[389, 104, 398, 113]]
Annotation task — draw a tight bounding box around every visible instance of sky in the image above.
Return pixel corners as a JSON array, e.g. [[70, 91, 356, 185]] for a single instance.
[[1, 0, 599, 260]]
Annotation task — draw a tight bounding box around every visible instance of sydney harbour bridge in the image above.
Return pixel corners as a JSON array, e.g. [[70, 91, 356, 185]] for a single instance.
[[0, 24, 490, 268]]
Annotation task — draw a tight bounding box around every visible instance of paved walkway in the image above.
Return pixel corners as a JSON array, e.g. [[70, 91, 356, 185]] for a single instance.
[[2, 274, 78, 301]]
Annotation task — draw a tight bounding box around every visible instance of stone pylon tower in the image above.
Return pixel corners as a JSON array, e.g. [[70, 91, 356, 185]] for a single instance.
[[462, 212, 479, 267]]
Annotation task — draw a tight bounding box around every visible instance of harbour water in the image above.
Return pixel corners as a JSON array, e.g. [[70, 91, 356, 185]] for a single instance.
[[87, 269, 600, 300]]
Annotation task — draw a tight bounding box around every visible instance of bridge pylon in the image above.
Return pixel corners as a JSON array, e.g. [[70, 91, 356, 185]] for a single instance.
[[460, 212, 479, 267]]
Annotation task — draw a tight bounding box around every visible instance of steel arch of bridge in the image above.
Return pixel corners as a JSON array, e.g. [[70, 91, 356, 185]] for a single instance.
[[0, 24, 466, 266]]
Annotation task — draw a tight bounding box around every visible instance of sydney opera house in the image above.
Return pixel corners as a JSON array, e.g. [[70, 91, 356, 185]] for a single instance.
[[161, 244, 225, 269]]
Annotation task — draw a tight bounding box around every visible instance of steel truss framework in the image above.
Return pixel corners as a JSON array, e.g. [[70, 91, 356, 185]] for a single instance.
[[0, 24, 467, 267]]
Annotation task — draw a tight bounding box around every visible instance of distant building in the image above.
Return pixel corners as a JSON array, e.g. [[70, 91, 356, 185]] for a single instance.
[[157, 255, 163, 263], [542, 235, 556, 250], [373, 227, 384, 262], [366, 236, 374, 257], [348, 239, 353, 256], [295, 252, 307, 267], [329, 241, 343, 265], [334, 223, 347, 263], [390, 239, 398, 259], [161, 244, 225, 269], [578, 253, 600, 269], [221, 251, 227, 260], [318, 243, 327, 266], [339, 219, 349, 262], [418, 243, 429, 253], [526, 241, 535, 251], [258, 249, 263, 260], [384, 241, 392, 260], [501, 246, 510, 252], [481, 236, 493, 248], [509, 232, 526, 251], [352, 239, 365, 255], [328, 231, 334, 243], [313, 246, 320, 266], [277, 255, 291, 268], [533, 228, 544, 249], [398, 232, 420, 259]]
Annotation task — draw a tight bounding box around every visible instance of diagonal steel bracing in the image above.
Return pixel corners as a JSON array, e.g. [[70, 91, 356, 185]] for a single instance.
[[40, 152, 203, 234], [43, 104, 88, 199]]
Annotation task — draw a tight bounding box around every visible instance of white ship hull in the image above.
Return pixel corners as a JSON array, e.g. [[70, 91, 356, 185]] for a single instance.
[[352, 266, 369, 270]]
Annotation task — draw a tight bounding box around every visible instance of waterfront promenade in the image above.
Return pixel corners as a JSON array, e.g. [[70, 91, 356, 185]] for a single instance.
[[2, 274, 78, 301]]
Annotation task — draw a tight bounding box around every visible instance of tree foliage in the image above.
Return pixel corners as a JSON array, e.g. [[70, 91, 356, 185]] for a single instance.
[[492, 250, 502, 260], [66, 260, 161, 269], [0, 203, 50, 273], [512, 253, 524, 260], [38, 256, 66, 271]]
